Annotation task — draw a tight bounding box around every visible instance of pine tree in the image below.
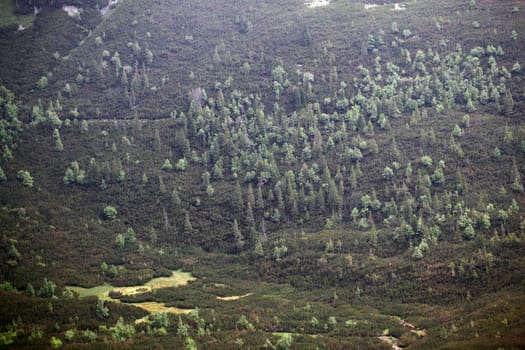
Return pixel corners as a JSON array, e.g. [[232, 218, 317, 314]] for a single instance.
[[162, 159, 173, 171], [154, 127, 162, 152], [349, 165, 357, 190], [256, 185, 265, 210], [184, 212, 193, 237], [0, 166, 7, 182], [53, 128, 64, 151], [212, 157, 224, 179], [254, 238, 264, 257], [232, 219, 244, 250], [247, 183, 255, 208], [158, 176, 166, 193], [246, 201, 255, 227], [233, 181, 243, 213], [275, 185, 285, 211], [412, 246, 423, 260]]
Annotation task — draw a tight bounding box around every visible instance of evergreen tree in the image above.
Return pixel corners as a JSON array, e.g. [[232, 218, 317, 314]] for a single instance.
[[37, 278, 56, 297], [171, 188, 181, 210], [233, 181, 243, 213], [212, 157, 224, 179], [232, 219, 244, 250], [256, 185, 265, 210], [53, 128, 64, 151], [159, 175, 166, 193], [412, 246, 423, 260], [0, 166, 6, 182], [184, 212, 193, 238], [246, 201, 255, 227], [247, 183, 255, 208], [254, 238, 264, 257], [162, 159, 173, 171]]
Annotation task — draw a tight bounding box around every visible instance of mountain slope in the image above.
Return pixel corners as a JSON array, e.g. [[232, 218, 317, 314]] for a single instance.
[[0, 0, 524, 349]]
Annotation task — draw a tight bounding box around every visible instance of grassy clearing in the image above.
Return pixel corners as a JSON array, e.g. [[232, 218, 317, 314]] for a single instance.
[[129, 301, 193, 315], [145, 270, 196, 289], [216, 292, 253, 301], [0, 0, 523, 348], [0, 0, 34, 28], [65, 270, 194, 300], [65, 283, 114, 300]]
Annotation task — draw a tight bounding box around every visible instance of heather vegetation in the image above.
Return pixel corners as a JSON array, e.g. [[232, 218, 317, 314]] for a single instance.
[[0, 0, 524, 349]]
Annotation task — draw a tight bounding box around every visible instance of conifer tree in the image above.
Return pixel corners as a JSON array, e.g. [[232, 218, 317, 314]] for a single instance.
[[184, 212, 193, 237], [247, 183, 255, 208], [232, 219, 244, 250], [171, 188, 181, 210], [246, 201, 255, 227], [256, 185, 265, 210], [233, 181, 243, 213], [53, 128, 64, 152], [254, 238, 264, 257]]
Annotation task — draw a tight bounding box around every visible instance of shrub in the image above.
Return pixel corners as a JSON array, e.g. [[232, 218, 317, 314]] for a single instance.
[[412, 246, 423, 259], [383, 166, 394, 179], [452, 124, 462, 137], [161, 159, 173, 171], [150, 312, 170, 329], [175, 158, 187, 171], [96, 299, 109, 318], [276, 333, 293, 350], [103, 206, 118, 220], [17, 170, 33, 187], [236, 315, 255, 331], [82, 330, 97, 342], [37, 76, 48, 89], [63, 161, 86, 185], [421, 155, 433, 167], [64, 329, 75, 342], [0, 281, 16, 292], [50, 337, 62, 348], [108, 317, 135, 342], [37, 278, 56, 297], [115, 234, 125, 248]]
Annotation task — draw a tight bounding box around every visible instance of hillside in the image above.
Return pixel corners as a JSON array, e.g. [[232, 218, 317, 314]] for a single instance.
[[0, 0, 524, 349]]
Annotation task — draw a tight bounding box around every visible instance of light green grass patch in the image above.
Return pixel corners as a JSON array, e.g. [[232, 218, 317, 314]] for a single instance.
[[65, 270, 195, 299], [65, 284, 114, 300], [145, 270, 195, 289], [0, 0, 34, 28]]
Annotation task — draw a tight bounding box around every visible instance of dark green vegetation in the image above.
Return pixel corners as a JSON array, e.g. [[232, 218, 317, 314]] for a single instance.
[[1, 0, 524, 348]]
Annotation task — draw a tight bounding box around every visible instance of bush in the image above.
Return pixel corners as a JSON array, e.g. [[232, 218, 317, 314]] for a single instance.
[[236, 315, 255, 331], [50, 336, 62, 348], [82, 330, 97, 342], [103, 206, 118, 220], [175, 158, 187, 171], [37, 278, 56, 297], [421, 156, 433, 167], [0, 281, 16, 292], [37, 76, 48, 89], [17, 170, 33, 187], [108, 317, 135, 342], [64, 329, 75, 342], [161, 159, 173, 171], [150, 313, 170, 329]]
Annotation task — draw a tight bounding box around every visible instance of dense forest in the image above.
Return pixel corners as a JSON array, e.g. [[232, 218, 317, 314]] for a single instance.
[[0, 0, 524, 348]]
